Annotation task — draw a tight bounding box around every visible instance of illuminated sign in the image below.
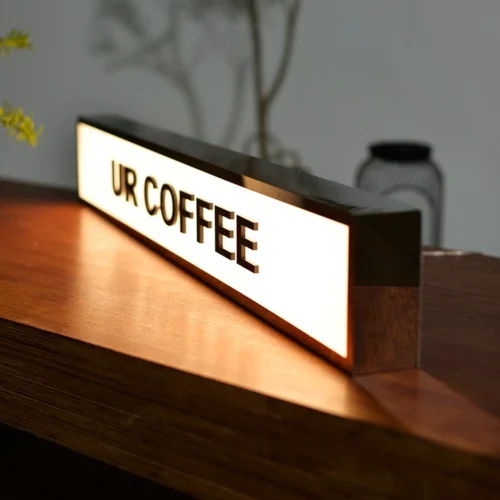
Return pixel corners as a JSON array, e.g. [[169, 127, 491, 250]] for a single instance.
[[77, 116, 421, 375]]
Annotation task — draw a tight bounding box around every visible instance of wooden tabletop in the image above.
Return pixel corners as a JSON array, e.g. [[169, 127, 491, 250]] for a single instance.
[[1, 179, 500, 499]]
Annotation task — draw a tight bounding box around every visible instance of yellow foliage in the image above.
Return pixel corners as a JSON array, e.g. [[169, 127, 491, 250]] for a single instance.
[[0, 29, 32, 56], [1, 29, 42, 146], [0, 104, 43, 146]]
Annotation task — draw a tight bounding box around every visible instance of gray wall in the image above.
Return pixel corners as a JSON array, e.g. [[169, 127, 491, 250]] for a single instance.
[[1, 0, 500, 255]]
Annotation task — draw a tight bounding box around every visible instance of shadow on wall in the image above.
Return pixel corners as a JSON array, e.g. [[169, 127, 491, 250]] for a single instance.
[[89, 0, 308, 170]]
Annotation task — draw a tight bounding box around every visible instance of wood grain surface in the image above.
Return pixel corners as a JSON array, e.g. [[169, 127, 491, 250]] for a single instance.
[[1, 179, 500, 499], [351, 286, 419, 374]]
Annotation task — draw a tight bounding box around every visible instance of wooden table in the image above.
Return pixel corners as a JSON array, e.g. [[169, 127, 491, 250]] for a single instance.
[[1, 179, 500, 499]]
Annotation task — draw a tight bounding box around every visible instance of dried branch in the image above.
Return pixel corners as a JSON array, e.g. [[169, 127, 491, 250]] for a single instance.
[[104, 28, 176, 71], [168, 3, 207, 140], [245, 0, 302, 161], [100, 0, 207, 140], [220, 60, 248, 147], [265, 0, 301, 106], [247, 0, 269, 158]]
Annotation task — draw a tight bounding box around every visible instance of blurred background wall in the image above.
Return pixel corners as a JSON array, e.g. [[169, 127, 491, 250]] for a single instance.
[[1, 0, 500, 255]]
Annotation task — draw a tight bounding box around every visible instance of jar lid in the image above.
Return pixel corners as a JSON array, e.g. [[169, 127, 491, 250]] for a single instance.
[[369, 142, 432, 163]]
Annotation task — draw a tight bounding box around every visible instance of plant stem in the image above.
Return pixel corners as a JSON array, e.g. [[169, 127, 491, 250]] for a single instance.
[[168, 3, 206, 140], [247, 0, 268, 159], [266, 0, 301, 107], [220, 61, 247, 148]]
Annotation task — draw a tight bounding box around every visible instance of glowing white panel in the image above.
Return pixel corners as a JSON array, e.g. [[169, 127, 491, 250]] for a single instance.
[[77, 123, 350, 358]]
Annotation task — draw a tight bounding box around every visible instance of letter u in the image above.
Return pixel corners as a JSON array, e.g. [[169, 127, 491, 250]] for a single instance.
[[111, 161, 123, 196]]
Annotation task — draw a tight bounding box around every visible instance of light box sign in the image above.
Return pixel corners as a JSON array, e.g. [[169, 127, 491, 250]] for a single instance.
[[77, 115, 421, 375]]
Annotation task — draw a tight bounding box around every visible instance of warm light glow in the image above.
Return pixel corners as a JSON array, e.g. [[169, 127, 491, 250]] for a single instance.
[[77, 123, 350, 358]]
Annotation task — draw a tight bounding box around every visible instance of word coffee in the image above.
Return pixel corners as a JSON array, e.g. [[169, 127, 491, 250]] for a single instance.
[[112, 161, 259, 273]]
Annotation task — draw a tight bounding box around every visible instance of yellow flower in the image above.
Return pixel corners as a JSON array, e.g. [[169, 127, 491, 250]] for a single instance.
[[1, 29, 42, 146], [0, 103, 43, 146], [0, 29, 32, 56]]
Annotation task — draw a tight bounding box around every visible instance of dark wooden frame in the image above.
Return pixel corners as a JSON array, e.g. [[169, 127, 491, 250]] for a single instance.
[[77, 115, 421, 374]]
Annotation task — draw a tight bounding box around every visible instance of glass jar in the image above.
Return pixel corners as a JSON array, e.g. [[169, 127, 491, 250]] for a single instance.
[[355, 142, 444, 247]]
